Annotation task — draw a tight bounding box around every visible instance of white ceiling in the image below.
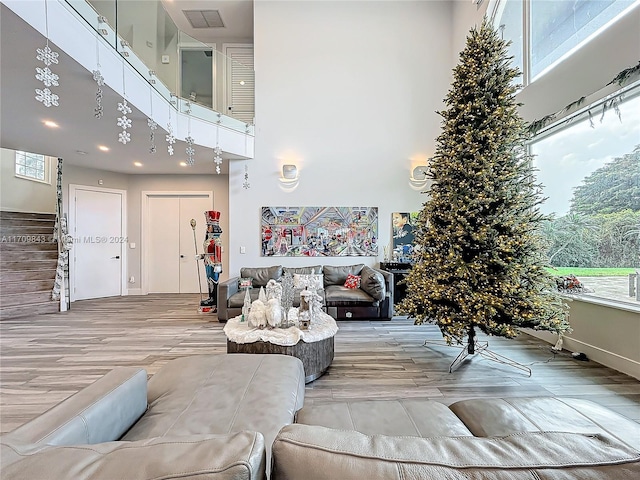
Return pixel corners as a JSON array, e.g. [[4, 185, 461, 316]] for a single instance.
[[0, 1, 253, 175]]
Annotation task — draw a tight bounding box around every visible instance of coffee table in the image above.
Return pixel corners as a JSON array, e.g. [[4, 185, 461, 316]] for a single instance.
[[224, 311, 337, 383]]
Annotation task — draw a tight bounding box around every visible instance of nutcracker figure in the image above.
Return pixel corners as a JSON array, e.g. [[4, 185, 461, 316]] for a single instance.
[[200, 210, 223, 310]]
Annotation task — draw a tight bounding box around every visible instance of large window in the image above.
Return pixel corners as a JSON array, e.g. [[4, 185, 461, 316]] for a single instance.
[[492, 0, 639, 85], [15, 151, 50, 183], [531, 89, 639, 307]]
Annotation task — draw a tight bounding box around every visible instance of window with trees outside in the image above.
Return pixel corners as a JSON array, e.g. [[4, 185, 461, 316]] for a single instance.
[[531, 88, 639, 308], [492, 0, 639, 85], [15, 151, 50, 183]]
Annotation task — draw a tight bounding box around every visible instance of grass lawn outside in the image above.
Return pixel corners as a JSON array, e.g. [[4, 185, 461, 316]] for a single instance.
[[546, 267, 638, 277]]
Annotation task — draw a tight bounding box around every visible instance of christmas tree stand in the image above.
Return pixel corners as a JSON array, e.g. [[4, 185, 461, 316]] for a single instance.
[[423, 327, 531, 376]]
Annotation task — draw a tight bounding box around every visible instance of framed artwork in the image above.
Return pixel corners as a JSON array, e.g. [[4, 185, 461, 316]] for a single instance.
[[261, 207, 378, 257], [392, 212, 419, 262]]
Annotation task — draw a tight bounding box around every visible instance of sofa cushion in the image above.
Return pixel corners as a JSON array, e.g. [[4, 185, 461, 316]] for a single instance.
[[323, 264, 364, 287], [297, 400, 472, 437], [272, 425, 640, 480], [240, 266, 283, 287], [283, 265, 323, 275], [2, 367, 147, 447], [449, 397, 640, 449], [123, 354, 305, 468], [324, 285, 374, 304], [360, 266, 386, 301], [1, 432, 265, 480]]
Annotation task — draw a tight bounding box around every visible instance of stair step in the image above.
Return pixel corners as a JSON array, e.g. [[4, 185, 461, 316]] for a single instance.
[[0, 301, 59, 320], [0, 259, 58, 270], [0, 211, 56, 221], [0, 242, 58, 251], [0, 279, 55, 295], [1, 227, 55, 238], [0, 291, 54, 307], [0, 269, 58, 283], [0, 218, 55, 228]]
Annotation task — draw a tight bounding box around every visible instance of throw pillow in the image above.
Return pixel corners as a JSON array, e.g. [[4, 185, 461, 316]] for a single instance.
[[238, 277, 253, 289], [344, 274, 361, 289], [293, 273, 324, 290], [360, 266, 386, 301]]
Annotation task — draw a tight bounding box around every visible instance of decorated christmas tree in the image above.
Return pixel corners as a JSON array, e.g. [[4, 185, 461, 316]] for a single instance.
[[397, 19, 570, 356]]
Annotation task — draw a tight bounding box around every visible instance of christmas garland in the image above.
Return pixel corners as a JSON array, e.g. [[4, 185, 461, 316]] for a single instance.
[[528, 60, 640, 135]]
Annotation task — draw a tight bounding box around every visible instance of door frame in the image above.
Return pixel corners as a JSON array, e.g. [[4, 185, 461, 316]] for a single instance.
[[141, 191, 213, 295], [68, 184, 128, 302]]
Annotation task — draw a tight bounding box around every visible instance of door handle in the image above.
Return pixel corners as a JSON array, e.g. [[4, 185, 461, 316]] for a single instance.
[[111, 255, 120, 259]]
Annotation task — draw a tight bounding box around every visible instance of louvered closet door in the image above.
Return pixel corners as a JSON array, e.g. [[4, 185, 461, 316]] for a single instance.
[[223, 44, 255, 124]]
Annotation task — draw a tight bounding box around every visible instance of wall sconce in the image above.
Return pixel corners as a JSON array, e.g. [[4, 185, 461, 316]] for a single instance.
[[409, 165, 429, 189], [279, 164, 299, 190]]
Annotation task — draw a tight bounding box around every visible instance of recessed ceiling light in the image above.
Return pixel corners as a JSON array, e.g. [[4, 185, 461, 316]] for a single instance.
[[98, 145, 109, 152], [44, 120, 59, 128], [134, 161, 143, 167], [179, 161, 188, 167]]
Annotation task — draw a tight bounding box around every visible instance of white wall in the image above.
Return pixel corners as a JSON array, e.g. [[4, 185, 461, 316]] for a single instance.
[[1, 148, 56, 214], [228, 0, 458, 274]]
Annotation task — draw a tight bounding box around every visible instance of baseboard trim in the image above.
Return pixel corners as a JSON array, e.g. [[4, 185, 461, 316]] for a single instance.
[[523, 329, 640, 380], [126, 288, 144, 296]]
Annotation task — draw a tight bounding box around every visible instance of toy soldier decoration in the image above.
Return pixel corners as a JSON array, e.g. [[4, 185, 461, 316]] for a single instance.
[[201, 210, 223, 311]]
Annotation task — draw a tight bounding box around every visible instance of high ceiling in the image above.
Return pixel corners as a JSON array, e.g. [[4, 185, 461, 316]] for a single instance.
[[0, 1, 253, 175]]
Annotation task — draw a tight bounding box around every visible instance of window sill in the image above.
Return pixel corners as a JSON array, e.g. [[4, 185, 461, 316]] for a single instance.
[[560, 293, 640, 314]]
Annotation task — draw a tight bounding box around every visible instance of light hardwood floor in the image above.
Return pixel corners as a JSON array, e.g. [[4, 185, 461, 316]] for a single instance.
[[1, 294, 639, 434]]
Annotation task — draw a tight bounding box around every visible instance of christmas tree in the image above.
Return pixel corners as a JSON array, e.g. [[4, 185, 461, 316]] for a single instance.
[[397, 19, 570, 353]]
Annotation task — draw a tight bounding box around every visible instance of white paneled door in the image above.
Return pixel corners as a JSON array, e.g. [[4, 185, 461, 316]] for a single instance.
[[71, 186, 125, 301], [146, 193, 212, 294]]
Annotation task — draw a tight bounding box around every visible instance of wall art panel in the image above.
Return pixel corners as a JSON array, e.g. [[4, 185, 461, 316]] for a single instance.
[[261, 207, 378, 257]]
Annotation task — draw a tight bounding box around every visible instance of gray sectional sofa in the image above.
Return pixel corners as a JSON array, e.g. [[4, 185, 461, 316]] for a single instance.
[[2, 354, 639, 479], [217, 264, 393, 322]]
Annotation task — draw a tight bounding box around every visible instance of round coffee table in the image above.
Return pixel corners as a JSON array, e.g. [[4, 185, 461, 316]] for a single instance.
[[224, 312, 337, 383]]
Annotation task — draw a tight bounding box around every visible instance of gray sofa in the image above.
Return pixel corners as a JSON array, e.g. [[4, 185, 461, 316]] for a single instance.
[[2, 354, 639, 479], [273, 397, 640, 479], [218, 264, 393, 322], [0, 354, 305, 480]]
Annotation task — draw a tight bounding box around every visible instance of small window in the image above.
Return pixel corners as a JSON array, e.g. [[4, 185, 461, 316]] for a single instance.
[[15, 151, 50, 184]]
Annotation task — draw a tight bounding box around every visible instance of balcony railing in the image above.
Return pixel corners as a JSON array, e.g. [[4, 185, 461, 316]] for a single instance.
[[65, 0, 254, 135]]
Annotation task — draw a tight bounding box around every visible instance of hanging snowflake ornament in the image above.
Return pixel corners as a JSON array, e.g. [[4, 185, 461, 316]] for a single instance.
[[166, 123, 176, 156], [185, 135, 195, 164], [118, 130, 131, 144], [94, 87, 104, 119], [148, 118, 158, 153], [36, 44, 59, 66], [35, 87, 59, 107], [213, 145, 223, 174], [243, 164, 250, 189], [117, 99, 132, 115], [92, 69, 104, 86], [117, 115, 132, 129], [35, 67, 59, 87]]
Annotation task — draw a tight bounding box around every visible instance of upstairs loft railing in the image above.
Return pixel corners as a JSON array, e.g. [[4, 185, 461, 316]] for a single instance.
[[65, 0, 255, 136]]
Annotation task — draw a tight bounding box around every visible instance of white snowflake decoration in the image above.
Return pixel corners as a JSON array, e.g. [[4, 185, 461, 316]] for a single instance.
[[166, 122, 176, 155], [148, 118, 158, 131], [117, 100, 132, 115], [186, 157, 195, 166], [36, 45, 59, 66], [35, 67, 59, 87], [118, 130, 131, 144], [185, 136, 195, 164], [117, 115, 132, 129], [95, 88, 103, 118], [243, 165, 250, 189], [213, 145, 223, 175], [168, 144, 174, 155], [148, 118, 158, 153], [186, 146, 195, 157], [35, 87, 59, 107], [92, 69, 104, 86]]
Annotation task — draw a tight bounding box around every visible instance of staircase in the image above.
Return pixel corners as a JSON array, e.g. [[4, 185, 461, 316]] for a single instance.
[[0, 211, 60, 320]]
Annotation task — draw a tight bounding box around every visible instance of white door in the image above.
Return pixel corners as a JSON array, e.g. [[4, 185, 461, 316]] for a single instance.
[[223, 44, 254, 124], [147, 194, 211, 293], [72, 188, 125, 300]]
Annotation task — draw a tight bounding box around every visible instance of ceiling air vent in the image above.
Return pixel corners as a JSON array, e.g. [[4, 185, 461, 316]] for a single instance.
[[183, 10, 225, 29]]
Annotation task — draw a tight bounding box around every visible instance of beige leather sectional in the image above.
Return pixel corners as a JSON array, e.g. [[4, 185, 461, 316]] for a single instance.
[[1, 354, 638, 479]]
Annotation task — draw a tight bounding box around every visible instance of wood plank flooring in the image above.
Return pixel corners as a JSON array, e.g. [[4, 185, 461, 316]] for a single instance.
[[1, 294, 639, 434]]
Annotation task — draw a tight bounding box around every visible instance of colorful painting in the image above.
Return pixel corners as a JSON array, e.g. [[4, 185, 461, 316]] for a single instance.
[[261, 207, 378, 257], [392, 212, 419, 262]]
